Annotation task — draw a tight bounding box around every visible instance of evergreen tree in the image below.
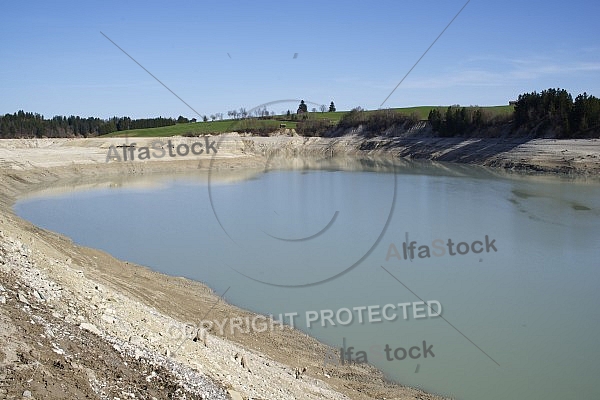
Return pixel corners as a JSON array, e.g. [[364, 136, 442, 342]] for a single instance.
[[329, 101, 336, 112], [428, 108, 442, 131], [297, 100, 308, 113]]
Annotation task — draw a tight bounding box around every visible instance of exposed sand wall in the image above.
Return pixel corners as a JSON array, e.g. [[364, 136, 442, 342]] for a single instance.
[[1, 134, 598, 175]]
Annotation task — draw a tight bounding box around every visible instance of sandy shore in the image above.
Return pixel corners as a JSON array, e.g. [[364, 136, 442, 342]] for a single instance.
[[0, 135, 598, 399]]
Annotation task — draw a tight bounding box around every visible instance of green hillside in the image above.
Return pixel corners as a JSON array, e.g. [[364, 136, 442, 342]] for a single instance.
[[102, 105, 514, 137]]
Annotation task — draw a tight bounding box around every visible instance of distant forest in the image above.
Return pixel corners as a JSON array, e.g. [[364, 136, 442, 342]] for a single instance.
[[0, 112, 175, 138]]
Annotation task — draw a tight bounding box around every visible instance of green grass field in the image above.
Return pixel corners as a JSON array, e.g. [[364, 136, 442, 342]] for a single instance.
[[102, 105, 514, 137], [102, 119, 297, 138]]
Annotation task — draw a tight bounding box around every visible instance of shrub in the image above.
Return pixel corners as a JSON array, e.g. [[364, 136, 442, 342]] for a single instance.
[[296, 119, 332, 137]]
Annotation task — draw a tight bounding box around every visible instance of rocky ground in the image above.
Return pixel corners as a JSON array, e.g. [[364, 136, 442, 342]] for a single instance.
[[0, 232, 229, 400], [0, 135, 598, 399]]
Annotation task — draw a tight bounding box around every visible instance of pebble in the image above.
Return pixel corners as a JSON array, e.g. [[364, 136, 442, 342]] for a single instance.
[[18, 291, 29, 305], [23, 390, 32, 398], [101, 314, 116, 324], [228, 390, 244, 400], [128, 335, 144, 345], [79, 322, 101, 336], [91, 295, 102, 304]]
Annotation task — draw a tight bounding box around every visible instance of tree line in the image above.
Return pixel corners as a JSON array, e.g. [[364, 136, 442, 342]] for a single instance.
[[513, 89, 600, 137], [0, 111, 176, 138], [428, 88, 600, 138], [427, 107, 509, 137]]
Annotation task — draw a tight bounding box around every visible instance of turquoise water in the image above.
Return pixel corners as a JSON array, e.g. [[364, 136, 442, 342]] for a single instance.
[[14, 159, 600, 399]]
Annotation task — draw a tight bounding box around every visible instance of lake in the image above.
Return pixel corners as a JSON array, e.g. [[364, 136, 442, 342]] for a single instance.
[[14, 157, 600, 400]]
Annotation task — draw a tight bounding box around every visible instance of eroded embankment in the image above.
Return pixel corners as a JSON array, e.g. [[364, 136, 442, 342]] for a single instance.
[[236, 134, 600, 176]]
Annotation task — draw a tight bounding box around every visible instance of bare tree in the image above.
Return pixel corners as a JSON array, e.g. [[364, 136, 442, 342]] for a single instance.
[[210, 114, 216, 121], [320, 104, 327, 113]]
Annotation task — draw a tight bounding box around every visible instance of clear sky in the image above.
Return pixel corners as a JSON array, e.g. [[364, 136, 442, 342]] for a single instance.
[[1, 0, 599, 119]]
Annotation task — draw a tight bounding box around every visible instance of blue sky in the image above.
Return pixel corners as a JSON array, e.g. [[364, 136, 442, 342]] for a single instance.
[[1, 0, 599, 119]]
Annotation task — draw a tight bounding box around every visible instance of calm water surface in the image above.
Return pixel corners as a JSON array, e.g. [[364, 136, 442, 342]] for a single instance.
[[14, 159, 600, 400]]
